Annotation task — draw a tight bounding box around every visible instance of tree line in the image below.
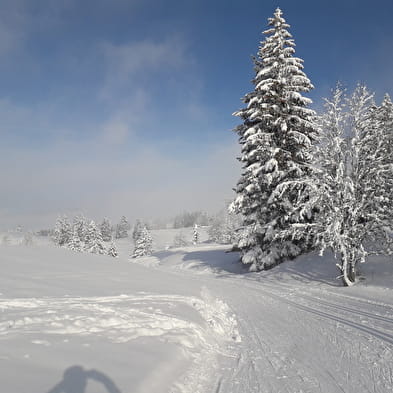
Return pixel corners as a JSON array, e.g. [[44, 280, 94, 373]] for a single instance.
[[230, 8, 393, 285]]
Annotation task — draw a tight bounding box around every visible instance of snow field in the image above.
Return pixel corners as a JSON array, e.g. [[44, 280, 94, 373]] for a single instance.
[[1, 232, 393, 392], [0, 240, 241, 393]]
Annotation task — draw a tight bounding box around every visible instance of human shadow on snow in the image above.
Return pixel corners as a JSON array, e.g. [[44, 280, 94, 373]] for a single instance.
[[46, 365, 122, 393]]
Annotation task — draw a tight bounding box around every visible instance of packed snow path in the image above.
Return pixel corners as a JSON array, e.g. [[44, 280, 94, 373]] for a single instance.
[[1, 243, 392, 392], [215, 281, 393, 393], [157, 247, 393, 393]]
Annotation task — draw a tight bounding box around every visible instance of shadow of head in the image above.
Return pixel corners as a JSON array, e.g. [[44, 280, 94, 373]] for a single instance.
[[62, 366, 87, 393]]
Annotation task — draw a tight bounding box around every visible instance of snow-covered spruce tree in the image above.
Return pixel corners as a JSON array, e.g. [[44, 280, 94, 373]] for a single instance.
[[100, 218, 112, 242], [353, 89, 393, 254], [53, 215, 72, 246], [192, 224, 199, 245], [131, 226, 153, 258], [68, 227, 83, 252], [316, 85, 393, 285], [72, 214, 88, 244], [132, 219, 144, 243], [107, 240, 118, 258], [230, 8, 318, 271], [115, 216, 130, 239], [85, 220, 107, 254]]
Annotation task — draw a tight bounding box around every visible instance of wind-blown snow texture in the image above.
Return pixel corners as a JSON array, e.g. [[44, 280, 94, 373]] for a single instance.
[[0, 233, 392, 393]]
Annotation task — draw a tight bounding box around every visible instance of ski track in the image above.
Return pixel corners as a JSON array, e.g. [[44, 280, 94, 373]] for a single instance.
[[214, 277, 393, 393], [157, 249, 393, 393]]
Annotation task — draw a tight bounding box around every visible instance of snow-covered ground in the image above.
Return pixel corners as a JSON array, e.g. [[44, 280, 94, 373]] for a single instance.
[[0, 232, 392, 392]]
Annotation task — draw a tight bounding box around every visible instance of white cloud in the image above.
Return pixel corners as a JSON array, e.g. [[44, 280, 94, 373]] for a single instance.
[[102, 36, 187, 76], [99, 89, 149, 145], [99, 35, 190, 100]]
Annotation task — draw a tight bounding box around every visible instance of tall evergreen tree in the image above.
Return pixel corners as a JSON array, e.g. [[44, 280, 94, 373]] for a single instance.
[[115, 216, 130, 239], [69, 227, 83, 252], [85, 220, 106, 254], [72, 214, 88, 244], [131, 226, 153, 258], [53, 215, 72, 246], [100, 218, 112, 242], [132, 219, 144, 243], [231, 8, 318, 271]]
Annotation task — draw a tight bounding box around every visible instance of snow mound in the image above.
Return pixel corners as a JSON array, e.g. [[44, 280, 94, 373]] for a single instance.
[[0, 289, 241, 393], [128, 255, 161, 267], [0, 292, 239, 349], [197, 287, 241, 344]]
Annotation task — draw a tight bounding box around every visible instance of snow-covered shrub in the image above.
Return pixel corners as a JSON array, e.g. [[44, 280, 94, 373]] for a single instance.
[[107, 240, 118, 258]]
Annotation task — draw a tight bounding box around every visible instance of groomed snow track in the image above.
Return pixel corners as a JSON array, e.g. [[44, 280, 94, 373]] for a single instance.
[[158, 247, 393, 393]]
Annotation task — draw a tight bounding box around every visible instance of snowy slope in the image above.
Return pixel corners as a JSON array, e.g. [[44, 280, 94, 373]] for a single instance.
[[1, 235, 392, 393], [0, 241, 240, 393]]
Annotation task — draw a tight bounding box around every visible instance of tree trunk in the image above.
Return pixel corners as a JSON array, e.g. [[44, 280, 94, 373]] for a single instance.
[[341, 256, 356, 286]]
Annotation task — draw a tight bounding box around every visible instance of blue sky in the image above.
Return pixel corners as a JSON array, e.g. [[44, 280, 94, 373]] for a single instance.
[[1, 0, 393, 229]]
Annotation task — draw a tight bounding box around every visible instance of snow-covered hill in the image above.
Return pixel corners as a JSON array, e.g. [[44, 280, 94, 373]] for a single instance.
[[0, 232, 392, 393]]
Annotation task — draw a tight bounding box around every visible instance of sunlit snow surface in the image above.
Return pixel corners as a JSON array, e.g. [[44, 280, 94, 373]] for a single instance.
[[0, 232, 392, 392]]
